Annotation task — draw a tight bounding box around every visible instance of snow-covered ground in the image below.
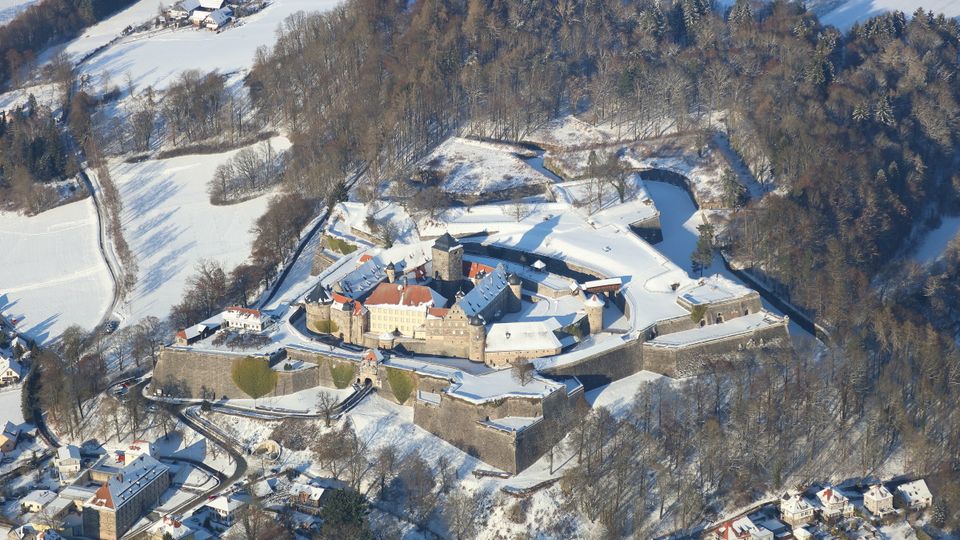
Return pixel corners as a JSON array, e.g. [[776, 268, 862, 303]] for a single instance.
[[0, 0, 35, 25], [912, 215, 960, 265], [819, 0, 960, 29], [111, 136, 290, 324], [0, 386, 24, 426], [67, 0, 343, 92], [327, 201, 419, 248], [0, 199, 112, 343], [423, 138, 553, 195]]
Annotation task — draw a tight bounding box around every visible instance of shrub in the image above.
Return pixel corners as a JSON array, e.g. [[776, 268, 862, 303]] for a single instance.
[[386, 367, 414, 405], [690, 304, 707, 324], [312, 319, 338, 334], [231, 357, 277, 400], [329, 362, 355, 389]]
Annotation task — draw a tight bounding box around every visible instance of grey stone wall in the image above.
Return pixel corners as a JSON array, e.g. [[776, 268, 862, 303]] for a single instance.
[[643, 322, 791, 377], [154, 348, 317, 400], [630, 213, 663, 244]]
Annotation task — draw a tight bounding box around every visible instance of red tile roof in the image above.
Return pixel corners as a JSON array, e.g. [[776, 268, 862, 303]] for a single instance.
[[90, 483, 115, 510], [331, 292, 352, 304], [366, 283, 439, 307], [428, 307, 449, 318], [464, 261, 494, 279], [358, 254, 374, 264]]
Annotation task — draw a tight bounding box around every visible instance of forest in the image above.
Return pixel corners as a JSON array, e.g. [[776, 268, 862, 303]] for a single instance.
[[17, 0, 960, 535], [240, 0, 960, 532]]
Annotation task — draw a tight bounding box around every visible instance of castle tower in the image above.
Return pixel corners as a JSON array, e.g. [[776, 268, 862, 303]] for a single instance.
[[385, 262, 396, 283], [432, 232, 463, 282], [305, 284, 333, 333], [468, 315, 486, 364], [507, 273, 522, 313], [585, 294, 604, 335]]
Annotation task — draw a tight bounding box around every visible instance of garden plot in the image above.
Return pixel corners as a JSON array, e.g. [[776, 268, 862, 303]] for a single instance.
[[111, 136, 290, 323], [0, 198, 112, 343], [423, 137, 553, 196]]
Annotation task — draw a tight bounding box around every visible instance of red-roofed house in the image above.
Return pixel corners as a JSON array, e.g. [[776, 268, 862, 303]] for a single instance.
[[815, 486, 853, 520], [366, 282, 447, 337]]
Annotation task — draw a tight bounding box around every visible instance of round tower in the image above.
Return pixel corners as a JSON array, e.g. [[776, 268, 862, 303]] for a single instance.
[[585, 294, 604, 335], [468, 315, 486, 364], [507, 273, 522, 313]]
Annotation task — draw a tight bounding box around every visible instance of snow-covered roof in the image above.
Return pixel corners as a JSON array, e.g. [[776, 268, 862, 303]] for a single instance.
[[85, 455, 169, 511], [174, 0, 200, 11], [816, 486, 848, 506], [646, 312, 785, 348], [677, 274, 755, 306], [335, 242, 432, 299], [198, 0, 224, 9], [584, 294, 604, 307], [485, 321, 562, 353], [148, 516, 193, 540], [447, 369, 563, 404], [780, 493, 813, 514], [897, 480, 932, 503], [865, 484, 892, 501], [0, 355, 24, 378], [713, 516, 770, 540], [290, 482, 325, 501], [365, 283, 445, 308], [204, 6, 231, 26], [206, 495, 244, 513], [21, 490, 57, 507], [459, 263, 509, 317], [57, 445, 80, 461]]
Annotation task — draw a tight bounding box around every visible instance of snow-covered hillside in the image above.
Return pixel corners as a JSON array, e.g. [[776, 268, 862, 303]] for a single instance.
[[0, 0, 36, 25], [111, 136, 291, 323], [67, 0, 343, 91], [715, 0, 960, 30], [0, 199, 112, 343]]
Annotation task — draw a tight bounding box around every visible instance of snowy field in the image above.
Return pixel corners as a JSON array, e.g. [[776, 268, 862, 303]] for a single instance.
[[111, 136, 290, 323], [67, 0, 344, 92], [423, 138, 552, 195], [912, 215, 960, 265], [0, 0, 35, 25], [819, 0, 960, 29], [0, 199, 112, 343]]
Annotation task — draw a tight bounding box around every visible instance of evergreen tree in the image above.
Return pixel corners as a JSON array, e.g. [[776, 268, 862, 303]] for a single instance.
[[691, 222, 715, 276]]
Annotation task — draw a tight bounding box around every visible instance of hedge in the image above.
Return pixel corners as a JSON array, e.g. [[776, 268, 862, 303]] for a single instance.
[[386, 367, 414, 405], [329, 362, 355, 389]]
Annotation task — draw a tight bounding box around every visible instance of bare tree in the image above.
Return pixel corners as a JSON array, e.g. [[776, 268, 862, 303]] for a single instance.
[[444, 490, 481, 540], [511, 361, 535, 386], [316, 391, 339, 428]]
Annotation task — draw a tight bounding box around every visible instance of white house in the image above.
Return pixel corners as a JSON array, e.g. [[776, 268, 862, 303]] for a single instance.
[[21, 489, 57, 513], [815, 486, 854, 520], [0, 354, 24, 385], [167, 0, 200, 19], [222, 306, 265, 332], [205, 495, 244, 525], [896, 479, 932, 510], [864, 484, 895, 517], [54, 445, 82, 480], [707, 516, 774, 540], [779, 492, 814, 527], [203, 7, 232, 30], [0, 421, 20, 453]]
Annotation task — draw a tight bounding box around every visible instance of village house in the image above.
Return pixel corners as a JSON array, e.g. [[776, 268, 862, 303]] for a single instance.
[[166, 0, 200, 19], [174, 314, 221, 346], [7, 525, 62, 540], [815, 486, 854, 520], [54, 445, 82, 481], [146, 516, 194, 540], [779, 493, 815, 527], [82, 454, 171, 540], [289, 482, 326, 509], [204, 495, 244, 525], [21, 490, 57, 514], [203, 7, 231, 30], [864, 484, 895, 517], [0, 354, 24, 385], [0, 421, 20, 453], [896, 479, 932, 510], [222, 306, 265, 332], [707, 516, 774, 540]]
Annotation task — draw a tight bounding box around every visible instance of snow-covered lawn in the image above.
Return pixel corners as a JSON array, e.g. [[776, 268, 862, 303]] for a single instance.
[[0, 387, 24, 426], [912, 215, 960, 265], [327, 201, 419, 248], [0, 199, 112, 343], [111, 136, 290, 323], [69, 0, 344, 92], [423, 137, 553, 195]]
